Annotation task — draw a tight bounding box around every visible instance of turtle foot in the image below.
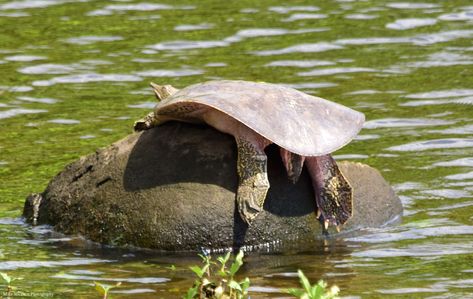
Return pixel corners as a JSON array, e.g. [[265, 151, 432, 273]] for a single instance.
[[235, 138, 269, 224], [133, 112, 157, 132], [236, 174, 269, 224], [306, 155, 353, 229]]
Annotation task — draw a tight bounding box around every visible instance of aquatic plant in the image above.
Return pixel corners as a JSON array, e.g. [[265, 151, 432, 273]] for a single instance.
[[287, 270, 340, 299], [184, 250, 250, 299], [0, 272, 22, 297], [94, 281, 121, 299]]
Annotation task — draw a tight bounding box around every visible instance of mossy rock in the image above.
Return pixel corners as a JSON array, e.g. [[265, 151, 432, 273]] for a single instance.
[[24, 122, 402, 251]]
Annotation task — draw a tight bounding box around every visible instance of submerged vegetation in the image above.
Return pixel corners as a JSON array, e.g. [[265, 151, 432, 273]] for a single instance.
[[0, 272, 22, 297], [0, 253, 339, 299], [287, 270, 340, 299], [184, 251, 249, 299], [183, 251, 339, 299], [94, 281, 122, 299]]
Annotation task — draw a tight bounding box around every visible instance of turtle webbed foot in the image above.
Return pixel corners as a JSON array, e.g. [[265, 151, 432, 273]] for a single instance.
[[235, 138, 269, 224], [306, 155, 353, 231], [236, 172, 269, 224]]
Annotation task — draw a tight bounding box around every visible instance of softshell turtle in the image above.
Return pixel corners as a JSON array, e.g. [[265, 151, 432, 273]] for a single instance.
[[134, 80, 364, 229]]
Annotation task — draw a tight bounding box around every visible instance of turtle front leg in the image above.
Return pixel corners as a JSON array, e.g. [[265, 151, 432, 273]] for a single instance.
[[235, 137, 270, 224], [134, 112, 159, 132], [305, 155, 353, 230]]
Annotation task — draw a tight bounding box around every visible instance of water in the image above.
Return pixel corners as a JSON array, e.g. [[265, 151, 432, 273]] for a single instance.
[[0, 0, 472, 297]]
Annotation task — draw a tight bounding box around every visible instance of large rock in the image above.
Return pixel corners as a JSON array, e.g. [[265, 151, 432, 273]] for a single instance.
[[24, 122, 402, 251]]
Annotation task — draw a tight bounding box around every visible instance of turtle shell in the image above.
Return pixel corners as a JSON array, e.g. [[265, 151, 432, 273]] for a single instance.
[[155, 80, 364, 156]]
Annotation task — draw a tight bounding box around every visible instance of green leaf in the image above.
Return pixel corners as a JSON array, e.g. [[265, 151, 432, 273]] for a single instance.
[[189, 266, 204, 278], [217, 270, 227, 277], [287, 288, 305, 297], [228, 280, 242, 292], [217, 252, 231, 266], [240, 277, 250, 294], [183, 285, 199, 299], [297, 270, 312, 294], [310, 284, 323, 299], [229, 251, 244, 276], [0, 272, 11, 284], [167, 265, 176, 271], [94, 282, 107, 296]]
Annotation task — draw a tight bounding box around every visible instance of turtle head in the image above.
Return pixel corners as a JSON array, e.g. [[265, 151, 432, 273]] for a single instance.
[[150, 82, 178, 101]]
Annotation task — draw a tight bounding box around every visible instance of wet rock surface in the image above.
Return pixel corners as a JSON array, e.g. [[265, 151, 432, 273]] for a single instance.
[[24, 122, 402, 251]]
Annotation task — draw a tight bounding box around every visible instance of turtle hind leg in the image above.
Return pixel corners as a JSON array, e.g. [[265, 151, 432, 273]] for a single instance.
[[305, 155, 353, 230], [235, 137, 270, 224], [280, 148, 305, 184]]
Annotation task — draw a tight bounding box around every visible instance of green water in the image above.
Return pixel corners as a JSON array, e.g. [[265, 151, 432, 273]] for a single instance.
[[1, 0, 473, 297]]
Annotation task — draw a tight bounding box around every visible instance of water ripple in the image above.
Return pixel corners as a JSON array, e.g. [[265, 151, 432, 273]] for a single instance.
[[0, 258, 111, 270], [252, 42, 343, 56], [147, 40, 228, 51], [335, 30, 473, 46], [225, 28, 326, 43], [5, 55, 46, 61], [298, 67, 375, 77], [32, 73, 142, 86], [386, 2, 440, 9], [405, 52, 473, 68], [439, 7, 473, 21], [128, 102, 156, 109], [0, 108, 47, 119], [265, 59, 334, 68], [401, 96, 473, 107], [17, 96, 59, 104], [345, 13, 378, 20], [405, 89, 473, 99], [282, 13, 327, 22], [364, 118, 454, 129], [63, 35, 124, 45], [268, 6, 320, 14], [386, 18, 437, 30], [53, 272, 169, 284], [0, 11, 29, 17], [87, 3, 191, 16], [377, 287, 446, 294], [48, 119, 80, 125], [354, 241, 473, 258], [18, 63, 79, 74], [0, 85, 33, 93], [422, 189, 471, 199], [115, 289, 156, 294], [428, 124, 473, 135], [433, 158, 473, 167], [174, 23, 214, 31], [445, 171, 473, 181], [135, 69, 203, 77], [0, 0, 81, 10], [351, 224, 473, 244], [387, 138, 473, 151]]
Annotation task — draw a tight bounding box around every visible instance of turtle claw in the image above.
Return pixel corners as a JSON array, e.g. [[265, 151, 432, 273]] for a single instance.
[[324, 219, 329, 230]]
